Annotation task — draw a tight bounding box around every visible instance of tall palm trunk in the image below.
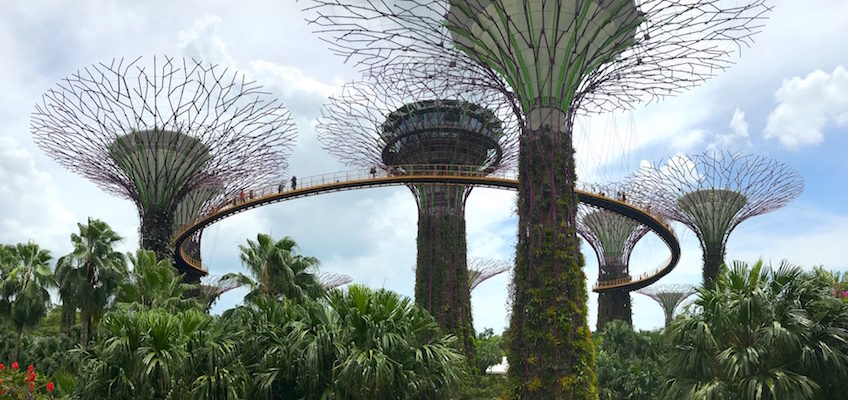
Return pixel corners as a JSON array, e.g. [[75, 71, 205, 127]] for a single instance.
[[13, 326, 23, 362], [81, 262, 95, 345], [507, 110, 596, 398], [61, 301, 76, 334]]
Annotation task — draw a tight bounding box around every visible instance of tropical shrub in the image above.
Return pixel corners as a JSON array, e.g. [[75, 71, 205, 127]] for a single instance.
[[226, 285, 466, 399], [595, 320, 664, 400], [0, 361, 57, 399], [664, 260, 848, 400]]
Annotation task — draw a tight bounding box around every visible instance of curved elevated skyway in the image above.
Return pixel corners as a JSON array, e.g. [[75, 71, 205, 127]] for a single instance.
[[172, 165, 680, 293]]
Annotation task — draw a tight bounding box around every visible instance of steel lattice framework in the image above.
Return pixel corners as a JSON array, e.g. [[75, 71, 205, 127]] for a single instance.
[[303, 1, 771, 395], [468, 257, 511, 291], [317, 71, 519, 361], [636, 284, 696, 327], [32, 56, 296, 280], [317, 271, 354, 290], [199, 274, 246, 311], [632, 152, 803, 288], [578, 181, 649, 330], [304, 0, 770, 117]]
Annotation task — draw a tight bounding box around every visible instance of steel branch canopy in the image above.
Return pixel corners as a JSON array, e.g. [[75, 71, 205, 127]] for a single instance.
[[31, 56, 296, 280], [636, 284, 696, 327], [305, 0, 771, 116], [632, 152, 803, 287], [468, 257, 511, 291]]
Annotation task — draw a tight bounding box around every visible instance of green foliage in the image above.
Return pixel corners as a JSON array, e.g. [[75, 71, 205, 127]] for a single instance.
[[664, 260, 848, 400], [453, 374, 507, 400], [0, 243, 54, 360], [76, 307, 245, 399], [507, 125, 596, 399], [116, 249, 200, 312], [62, 219, 128, 345], [229, 233, 323, 303], [414, 212, 475, 362], [226, 285, 466, 399], [0, 362, 59, 399], [595, 321, 664, 400], [474, 328, 503, 375]]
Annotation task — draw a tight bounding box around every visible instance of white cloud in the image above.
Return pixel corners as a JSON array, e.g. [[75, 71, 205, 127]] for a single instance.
[[178, 15, 236, 66], [0, 136, 77, 251], [708, 108, 751, 152], [764, 66, 848, 149]]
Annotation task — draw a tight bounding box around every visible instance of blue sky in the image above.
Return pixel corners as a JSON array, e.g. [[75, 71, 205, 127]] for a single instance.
[[0, 0, 845, 334]]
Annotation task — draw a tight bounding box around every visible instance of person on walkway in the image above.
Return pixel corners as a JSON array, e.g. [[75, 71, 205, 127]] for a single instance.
[[278, 180, 284, 193], [370, 165, 377, 178], [239, 189, 246, 203], [291, 175, 297, 190]]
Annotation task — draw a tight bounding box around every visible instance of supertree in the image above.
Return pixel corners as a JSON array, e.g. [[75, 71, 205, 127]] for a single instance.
[[636, 284, 696, 327], [468, 257, 511, 291], [303, 1, 771, 396], [577, 183, 649, 330], [31, 56, 296, 281], [316, 70, 519, 361], [317, 271, 353, 290], [198, 274, 246, 311], [632, 152, 803, 288]]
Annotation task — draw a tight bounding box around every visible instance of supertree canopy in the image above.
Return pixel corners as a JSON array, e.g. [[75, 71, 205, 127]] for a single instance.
[[317, 271, 354, 290], [317, 71, 519, 361], [577, 183, 648, 330], [468, 257, 511, 291], [633, 152, 803, 288], [636, 284, 696, 327], [32, 56, 296, 281], [304, 0, 771, 395]]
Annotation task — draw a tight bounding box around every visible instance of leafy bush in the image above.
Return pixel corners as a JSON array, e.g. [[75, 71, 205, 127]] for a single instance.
[[664, 260, 848, 400], [595, 321, 664, 400]]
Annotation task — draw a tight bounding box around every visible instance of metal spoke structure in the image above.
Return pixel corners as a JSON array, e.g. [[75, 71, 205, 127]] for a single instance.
[[302, 1, 771, 395], [468, 257, 511, 291], [636, 284, 696, 327], [631, 152, 803, 288], [578, 182, 648, 330], [198, 274, 246, 311], [316, 71, 520, 361], [31, 56, 296, 281], [317, 271, 354, 290]]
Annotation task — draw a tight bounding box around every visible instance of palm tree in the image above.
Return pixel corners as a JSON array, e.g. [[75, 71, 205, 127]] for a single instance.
[[116, 249, 199, 312], [226, 234, 323, 303], [55, 255, 84, 335], [329, 285, 466, 399], [664, 260, 848, 400], [67, 218, 128, 345], [0, 242, 54, 360]]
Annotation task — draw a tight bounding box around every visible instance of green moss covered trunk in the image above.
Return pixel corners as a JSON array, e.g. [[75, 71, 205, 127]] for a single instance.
[[597, 263, 632, 331], [507, 121, 596, 399], [702, 245, 725, 289], [415, 209, 475, 362]]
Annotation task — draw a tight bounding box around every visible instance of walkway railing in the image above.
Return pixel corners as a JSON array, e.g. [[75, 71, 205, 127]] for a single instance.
[[172, 165, 680, 292]]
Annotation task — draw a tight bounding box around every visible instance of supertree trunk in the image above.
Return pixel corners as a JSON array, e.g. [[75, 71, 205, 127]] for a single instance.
[[139, 207, 176, 264], [702, 244, 726, 289], [415, 208, 475, 362], [597, 262, 632, 331], [508, 109, 595, 398]]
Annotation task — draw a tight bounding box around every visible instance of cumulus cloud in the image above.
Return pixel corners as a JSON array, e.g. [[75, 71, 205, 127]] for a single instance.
[[177, 15, 236, 66], [708, 108, 751, 152], [765, 66, 848, 149], [0, 136, 77, 251]]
